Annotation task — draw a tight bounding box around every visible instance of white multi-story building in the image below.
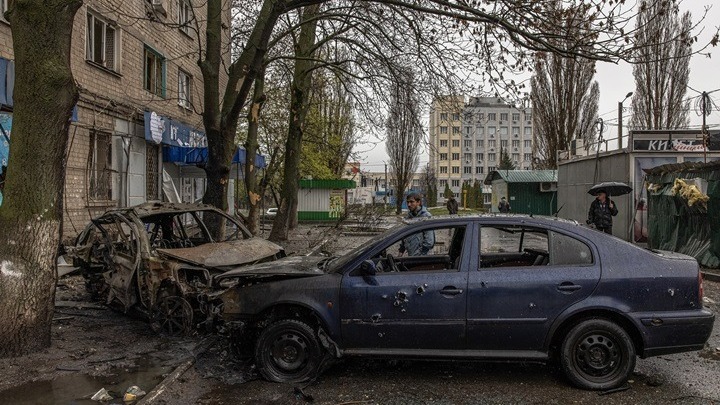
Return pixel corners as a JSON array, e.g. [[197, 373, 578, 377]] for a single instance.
[[429, 96, 533, 204]]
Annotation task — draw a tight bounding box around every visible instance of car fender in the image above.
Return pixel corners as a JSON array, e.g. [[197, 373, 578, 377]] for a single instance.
[[544, 295, 646, 352]]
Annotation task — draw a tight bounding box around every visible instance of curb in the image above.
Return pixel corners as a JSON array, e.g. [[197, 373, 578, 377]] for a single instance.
[[702, 271, 720, 283], [137, 358, 195, 404]]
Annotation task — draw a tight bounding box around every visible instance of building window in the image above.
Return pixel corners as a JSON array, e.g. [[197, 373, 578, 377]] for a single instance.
[[440, 126, 448, 134], [524, 153, 532, 161], [86, 11, 118, 71], [178, 69, 192, 108], [476, 153, 483, 161], [464, 153, 472, 161], [451, 179, 460, 187], [440, 140, 448, 147], [464, 140, 472, 148], [439, 179, 447, 188], [466, 126, 471, 134], [488, 113, 496, 121], [1, 0, 9, 22], [500, 113, 508, 121], [488, 126, 496, 136], [488, 140, 496, 148], [440, 166, 448, 174], [512, 140, 520, 148], [501, 140, 508, 148], [524, 140, 532, 148], [512, 153, 520, 161], [476, 140, 483, 148], [463, 167, 472, 174], [452, 153, 460, 160], [524, 127, 532, 136], [477, 113, 484, 121], [525, 112, 533, 121], [452, 113, 460, 121], [500, 127, 508, 135], [88, 131, 112, 200], [476, 127, 484, 136], [512, 126, 520, 135], [144, 47, 166, 97], [452, 167, 460, 174], [452, 126, 460, 134], [452, 140, 460, 147], [178, 0, 193, 35], [440, 153, 448, 161], [488, 153, 496, 162], [476, 166, 484, 174], [512, 113, 520, 121], [484, 193, 492, 204], [440, 113, 448, 121], [488, 166, 496, 172]]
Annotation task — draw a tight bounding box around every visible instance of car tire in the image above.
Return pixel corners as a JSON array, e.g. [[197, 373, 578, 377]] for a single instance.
[[255, 319, 325, 383], [560, 319, 636, 390]]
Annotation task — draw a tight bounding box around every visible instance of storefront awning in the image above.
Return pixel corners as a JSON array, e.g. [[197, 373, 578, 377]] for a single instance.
[[162, 145, 266, 168]]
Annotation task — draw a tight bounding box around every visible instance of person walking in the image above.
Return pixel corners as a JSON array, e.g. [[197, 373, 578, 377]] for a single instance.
[[587, 190, 618, 234], [498, 196, 511, 213], [399, 193, 434, 256], [446, 195, 459, 215]]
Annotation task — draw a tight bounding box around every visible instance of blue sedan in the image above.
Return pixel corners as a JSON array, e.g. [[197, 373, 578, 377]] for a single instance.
[[215, 215, 714, 390]]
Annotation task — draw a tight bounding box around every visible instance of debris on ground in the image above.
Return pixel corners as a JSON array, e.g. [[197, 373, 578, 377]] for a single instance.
[[91, 387, 113, 401]]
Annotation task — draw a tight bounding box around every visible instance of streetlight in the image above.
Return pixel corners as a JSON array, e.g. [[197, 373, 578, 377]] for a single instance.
[[617, 91, 633, 149]]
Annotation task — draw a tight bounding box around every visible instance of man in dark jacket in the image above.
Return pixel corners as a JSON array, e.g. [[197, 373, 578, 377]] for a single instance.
[[587, 190, 618, 234], [498, 196, 511, 213], [446, 195, 459, 214]]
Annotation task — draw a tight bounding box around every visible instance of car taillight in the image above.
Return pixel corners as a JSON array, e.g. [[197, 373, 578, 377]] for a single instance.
[[699, 271, 704, 303]]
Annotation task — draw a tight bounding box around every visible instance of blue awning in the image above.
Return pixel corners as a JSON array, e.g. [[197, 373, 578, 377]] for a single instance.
[[162, 145, 266, 168]]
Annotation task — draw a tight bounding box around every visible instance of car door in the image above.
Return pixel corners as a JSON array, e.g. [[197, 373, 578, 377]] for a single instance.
[[467, 222, 600, 352], [340, 222, 476, 352]]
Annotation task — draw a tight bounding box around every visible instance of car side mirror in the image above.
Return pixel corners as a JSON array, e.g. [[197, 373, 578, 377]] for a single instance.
[[360, 260, 377, 276]]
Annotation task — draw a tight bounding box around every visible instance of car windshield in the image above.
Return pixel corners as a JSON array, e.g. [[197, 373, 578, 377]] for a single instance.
[[327, 224, 403, 273]]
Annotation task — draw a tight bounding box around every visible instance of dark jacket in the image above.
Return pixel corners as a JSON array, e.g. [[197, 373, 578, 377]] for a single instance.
[[588, 198, 618, 229], [498, 199, 511, 213], [446, 198, 459, 214], [400, 206, 434, 255]]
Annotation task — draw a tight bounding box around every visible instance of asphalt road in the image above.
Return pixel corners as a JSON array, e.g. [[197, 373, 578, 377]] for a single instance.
[[151, 280, 720, 405]]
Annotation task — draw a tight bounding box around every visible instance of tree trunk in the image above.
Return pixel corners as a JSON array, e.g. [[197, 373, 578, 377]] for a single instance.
[[0, 0, 82, 357], [244, 68, 267, 235], [269, 5, 320, 241]]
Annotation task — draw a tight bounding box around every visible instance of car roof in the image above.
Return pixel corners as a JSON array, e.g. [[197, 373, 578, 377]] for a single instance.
[[96, 201, 226, 219], [402, 214, 583, 231]]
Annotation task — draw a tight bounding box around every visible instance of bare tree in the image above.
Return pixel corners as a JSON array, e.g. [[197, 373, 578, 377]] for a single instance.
[[386, 66, 423, 214], [530, 3, 600, 169], [630, 0, 692, 130]]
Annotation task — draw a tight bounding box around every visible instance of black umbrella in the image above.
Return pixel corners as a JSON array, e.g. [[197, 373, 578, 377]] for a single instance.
[[588, 181, 633, 196]]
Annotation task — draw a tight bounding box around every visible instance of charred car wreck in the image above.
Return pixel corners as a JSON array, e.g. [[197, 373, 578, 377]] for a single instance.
[[68, 202, 284, 334], [214, 215, 714, 390]]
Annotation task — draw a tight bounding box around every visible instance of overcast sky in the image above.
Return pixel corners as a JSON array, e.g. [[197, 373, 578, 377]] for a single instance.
[[359, 1, 720, 172]]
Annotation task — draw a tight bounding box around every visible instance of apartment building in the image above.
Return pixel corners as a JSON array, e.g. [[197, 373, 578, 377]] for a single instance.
[[0, 1, 232, 239], [429, 96, 533, 204]]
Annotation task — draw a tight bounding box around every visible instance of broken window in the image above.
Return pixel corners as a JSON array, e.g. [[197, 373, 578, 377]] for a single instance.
[[373, 225, 467, 273], [88, 131, 112, 201]]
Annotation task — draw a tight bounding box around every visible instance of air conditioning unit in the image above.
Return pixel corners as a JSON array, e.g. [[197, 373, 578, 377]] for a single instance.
[[152, 0, 167, 15], [490, 148, 495, 152], [540, 182, 557, 192], [513, 147, 518, 152], [465, 160, 470, 164], [499, 121, 504, 125], [513, 134, 519, 138]]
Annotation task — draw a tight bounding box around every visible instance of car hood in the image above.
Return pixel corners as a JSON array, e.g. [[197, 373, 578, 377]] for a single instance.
[[215, 255, 328, 280], [156, 238, 284, 269]]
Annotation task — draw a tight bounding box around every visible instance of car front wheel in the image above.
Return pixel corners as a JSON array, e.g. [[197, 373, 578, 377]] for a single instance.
[[255, 319, 325, 383], [560, 319, 636, 390]]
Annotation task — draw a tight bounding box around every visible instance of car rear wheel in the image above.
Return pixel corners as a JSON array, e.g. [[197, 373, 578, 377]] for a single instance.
[[255, 319, 324, 383], [560, 319, 636, 390]]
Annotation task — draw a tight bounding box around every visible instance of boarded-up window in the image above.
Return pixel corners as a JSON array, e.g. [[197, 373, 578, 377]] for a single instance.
[[88, 131, 112, 200]]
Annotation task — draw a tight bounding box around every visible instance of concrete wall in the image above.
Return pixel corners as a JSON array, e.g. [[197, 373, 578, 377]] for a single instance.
[[558, 151, 633, 240]]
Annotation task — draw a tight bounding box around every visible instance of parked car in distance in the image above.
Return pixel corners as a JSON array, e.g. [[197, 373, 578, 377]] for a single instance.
[[67, 202, 285, 335], [214, 215, 714, 390], [266, 207, 278, 217]]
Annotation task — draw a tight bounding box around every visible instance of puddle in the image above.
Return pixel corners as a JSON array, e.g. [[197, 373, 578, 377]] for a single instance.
[[0, 355, 176, 404]]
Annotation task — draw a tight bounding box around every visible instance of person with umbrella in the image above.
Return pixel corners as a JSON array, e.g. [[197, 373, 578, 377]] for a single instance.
[[587, 188, 618, 234]]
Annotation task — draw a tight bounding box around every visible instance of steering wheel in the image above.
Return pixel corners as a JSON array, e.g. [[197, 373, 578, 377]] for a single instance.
[[385, 254, 400, 273]]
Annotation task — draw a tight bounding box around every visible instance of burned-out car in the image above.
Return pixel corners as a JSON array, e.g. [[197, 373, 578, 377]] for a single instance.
[[215, 215, 714, 390], [68, 202, 284, 334]]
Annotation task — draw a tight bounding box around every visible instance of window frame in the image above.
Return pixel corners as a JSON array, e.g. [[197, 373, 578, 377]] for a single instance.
[[144, 46, 166, 98], [88, 130, 113, 201], [86, 10, 119, 72], [0, 0, 9, 23], [177, 0, 193, 36], [178, 68, 192, 109]]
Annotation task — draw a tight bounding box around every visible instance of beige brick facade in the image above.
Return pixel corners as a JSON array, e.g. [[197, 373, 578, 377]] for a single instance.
[[0, 1, 231, 240]]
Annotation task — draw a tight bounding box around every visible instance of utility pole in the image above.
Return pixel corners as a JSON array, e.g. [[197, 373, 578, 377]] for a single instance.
[[618, 92, 633, 149], [701, 91, 709, 163], [384, 163, 388, 210]]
